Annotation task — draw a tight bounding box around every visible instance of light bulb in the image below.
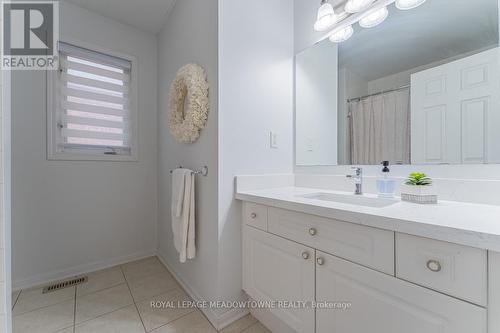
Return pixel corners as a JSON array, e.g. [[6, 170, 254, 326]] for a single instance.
[[395, 0, 426, 10], [344, 0, 375, 13], [329, 25, 354, 43], [359, 7, 389, 28], [314, 2, 337, 32]]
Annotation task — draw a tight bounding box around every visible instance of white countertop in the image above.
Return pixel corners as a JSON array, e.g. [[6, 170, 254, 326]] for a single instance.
[[236, 186, 500, 252]]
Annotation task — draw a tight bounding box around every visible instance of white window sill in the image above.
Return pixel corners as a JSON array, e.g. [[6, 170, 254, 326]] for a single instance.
[[47, 152, 138, 162]]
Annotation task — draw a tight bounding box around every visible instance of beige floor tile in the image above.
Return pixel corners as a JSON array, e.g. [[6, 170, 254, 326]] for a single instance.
[[13, 285, 75, 316], [137, 288, 195, 332], [12, 290, 21, 309], [77, 266, 125, 296], [13, 299, 75, 333], [241, 323, 271, 333], [128, 271, 179, 302], [75, 305, 145, 333], [150, 311, 216, 333], [219, 314, 258, 333], [122, 257, 167, 282], [75, 283, 133, 324]]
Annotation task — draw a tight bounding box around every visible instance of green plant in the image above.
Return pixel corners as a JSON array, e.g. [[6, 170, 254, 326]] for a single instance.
[[405, 172, 432, 186]]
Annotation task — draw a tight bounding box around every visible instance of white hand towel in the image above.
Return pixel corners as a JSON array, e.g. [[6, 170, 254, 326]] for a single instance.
[[172, 169, 188, 218], [171, 169, 196, 263]]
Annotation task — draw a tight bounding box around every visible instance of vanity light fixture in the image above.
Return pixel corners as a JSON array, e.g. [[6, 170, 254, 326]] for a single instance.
[[395, 0, 426, 10], [329, 25, 354, 43], [314, 0, 338, 32], [345, 0, 375, 13], [359, 6, 389, 28], [321, 0, 426, 44]]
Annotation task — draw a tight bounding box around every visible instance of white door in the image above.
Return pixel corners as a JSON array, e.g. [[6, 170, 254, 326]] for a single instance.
[[316, 251, 487, 333], [243, 225, 315, 333], [411, 47, 500, 164]]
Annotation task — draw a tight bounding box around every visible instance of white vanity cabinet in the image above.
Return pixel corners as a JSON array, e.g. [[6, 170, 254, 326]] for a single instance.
[[243, 225, 315, 333], [316, 251, 486, 333], [242, 202, 489, 333]]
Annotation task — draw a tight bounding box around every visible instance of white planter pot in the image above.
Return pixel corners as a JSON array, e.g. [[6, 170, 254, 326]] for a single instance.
[[400, 184, 437, 204]]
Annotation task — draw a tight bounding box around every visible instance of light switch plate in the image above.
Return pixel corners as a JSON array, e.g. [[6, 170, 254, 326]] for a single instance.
[[307, 138, 314, 152], [270, 131, 278, 149]]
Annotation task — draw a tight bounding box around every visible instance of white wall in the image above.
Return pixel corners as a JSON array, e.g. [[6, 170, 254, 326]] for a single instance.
[[338, 67, 368, 165], [296, 42, 339, 166], [156, 0, 220, 322], [218, 0, 294, 320], [294, 0, 331, 53], [0, 47, 11, 333], [12, 1, 158, 289], [156, 1, 294, 328]]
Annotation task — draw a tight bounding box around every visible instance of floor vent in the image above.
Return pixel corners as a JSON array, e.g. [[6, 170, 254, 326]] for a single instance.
[[42, 276, 88, 294]]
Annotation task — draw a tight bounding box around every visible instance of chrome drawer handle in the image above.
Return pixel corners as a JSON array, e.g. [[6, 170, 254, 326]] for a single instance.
[[316, 257, 325, 266], [426, 260, 442, 272], [309, 228, 317, 236], [302, 252, 310, 260], [250, 213, 257, 219]]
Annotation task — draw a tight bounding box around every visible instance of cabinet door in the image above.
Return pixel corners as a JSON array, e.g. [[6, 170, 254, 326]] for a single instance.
[[243, 225, 315, 333], [316, 251, 487, 333]]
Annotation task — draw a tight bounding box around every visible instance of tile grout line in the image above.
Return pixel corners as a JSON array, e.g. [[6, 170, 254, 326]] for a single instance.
[[73, 304, 133, 327], [221, 315, 257, 333], [12, 294, 75, 318], [73, 286, 77, 333], [120, 265, 148, 333], [12, 289, 21, 310], [147, 310, 199, 333], [240, 322, 263, 333]]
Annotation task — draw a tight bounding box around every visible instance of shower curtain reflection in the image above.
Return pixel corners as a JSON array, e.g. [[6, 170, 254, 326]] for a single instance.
[[348, 88, 411, 165]]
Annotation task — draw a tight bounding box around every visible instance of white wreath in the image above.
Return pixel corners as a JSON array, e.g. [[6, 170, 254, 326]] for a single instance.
[[169, 64, 209, 144]]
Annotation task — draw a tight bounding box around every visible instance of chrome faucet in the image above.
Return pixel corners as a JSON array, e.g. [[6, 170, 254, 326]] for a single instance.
[[346, 167, 363, 195]]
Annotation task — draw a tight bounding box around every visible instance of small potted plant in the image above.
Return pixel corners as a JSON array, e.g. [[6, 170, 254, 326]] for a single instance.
[[400, 172, 437, 204]]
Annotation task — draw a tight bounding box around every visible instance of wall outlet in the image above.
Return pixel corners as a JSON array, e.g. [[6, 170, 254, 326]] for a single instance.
[[270, 131, 278, 149]]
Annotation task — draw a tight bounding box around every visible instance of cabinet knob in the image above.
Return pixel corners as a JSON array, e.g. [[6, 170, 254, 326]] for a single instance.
[[309, 228, 317, 236], [250, 213, 257, 219], [316, 257, 325, 266], [426, 260, 442, 272], [301, 251, 310, 260]]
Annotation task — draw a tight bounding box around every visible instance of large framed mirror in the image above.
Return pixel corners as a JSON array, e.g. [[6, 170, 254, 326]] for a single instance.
[[295, 0, 499, 166]]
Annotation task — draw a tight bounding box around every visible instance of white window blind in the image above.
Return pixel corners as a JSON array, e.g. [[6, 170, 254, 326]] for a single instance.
[[56, 42, 132, 156]]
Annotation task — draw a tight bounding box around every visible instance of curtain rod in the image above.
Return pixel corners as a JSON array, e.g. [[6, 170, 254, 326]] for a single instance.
[[347, 84, 410, 103]]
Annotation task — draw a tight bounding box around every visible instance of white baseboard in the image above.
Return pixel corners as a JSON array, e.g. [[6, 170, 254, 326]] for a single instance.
[[13, 249, 156, 291], [156, 251, 249, 330], [250, 305, 296, 333]]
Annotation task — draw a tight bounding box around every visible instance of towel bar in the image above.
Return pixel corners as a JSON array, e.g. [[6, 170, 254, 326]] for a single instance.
[[170, 166, 209, 177]]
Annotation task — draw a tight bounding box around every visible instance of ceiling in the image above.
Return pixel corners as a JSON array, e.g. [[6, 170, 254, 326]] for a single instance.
[[338, 0, 499, 81], [64, 0, 176, 34]]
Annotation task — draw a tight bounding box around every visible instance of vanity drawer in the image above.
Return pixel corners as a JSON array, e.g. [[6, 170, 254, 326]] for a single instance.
[[243, 202, 268, 231], [268, 208, 394, 275], [396, 233, 487, 306]]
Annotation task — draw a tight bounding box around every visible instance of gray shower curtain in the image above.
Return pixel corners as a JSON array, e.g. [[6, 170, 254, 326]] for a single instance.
[[349, 88, 411, 165]]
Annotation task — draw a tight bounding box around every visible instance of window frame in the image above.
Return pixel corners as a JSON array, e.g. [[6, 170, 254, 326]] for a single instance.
[[47, 39, 139, 162]]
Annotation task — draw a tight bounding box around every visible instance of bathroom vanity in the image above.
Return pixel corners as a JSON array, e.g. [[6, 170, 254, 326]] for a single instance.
[[237, 184, 500, 333], [243, 0, 500, 331]]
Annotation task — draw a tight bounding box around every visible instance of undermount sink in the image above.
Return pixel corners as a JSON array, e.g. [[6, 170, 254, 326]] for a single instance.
[[299, 192, 398, 208]]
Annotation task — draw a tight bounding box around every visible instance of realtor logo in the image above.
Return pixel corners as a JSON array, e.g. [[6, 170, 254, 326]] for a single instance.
[[2, 1, 59, 70]]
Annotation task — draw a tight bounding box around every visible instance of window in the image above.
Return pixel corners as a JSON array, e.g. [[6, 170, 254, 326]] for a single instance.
[[48, 41, 137, 160]]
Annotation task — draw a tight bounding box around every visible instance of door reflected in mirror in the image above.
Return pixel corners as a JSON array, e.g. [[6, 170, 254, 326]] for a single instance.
[[295, 0, 499, 166]]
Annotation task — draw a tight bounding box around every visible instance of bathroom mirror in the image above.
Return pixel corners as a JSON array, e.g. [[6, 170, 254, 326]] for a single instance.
[[295, 0, 500, 166]]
